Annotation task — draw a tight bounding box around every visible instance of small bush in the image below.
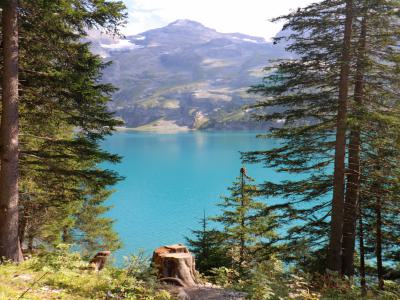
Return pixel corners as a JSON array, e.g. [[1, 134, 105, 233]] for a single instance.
[[208, 266, 239, 287]]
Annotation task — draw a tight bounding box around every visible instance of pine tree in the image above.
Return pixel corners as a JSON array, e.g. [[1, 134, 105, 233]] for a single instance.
[[19, 0, 125, 252], [212, 168, 277, 277], [359, 120, 400, 290], [74, 189, 122, 254], [328, 0, 354, 273], [0, 0, 127, 255], [186, 212, 230, 275], [351, 0, 400, 288], [242, 0, 351, 272], [243, 0, 400, 282], [341, 6, 367, 278], [341, 0, 400, 279], [0, 0, 24, 262]]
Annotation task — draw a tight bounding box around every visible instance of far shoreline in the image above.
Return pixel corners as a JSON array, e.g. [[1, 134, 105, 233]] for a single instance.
[[114, 126, 267, 134]]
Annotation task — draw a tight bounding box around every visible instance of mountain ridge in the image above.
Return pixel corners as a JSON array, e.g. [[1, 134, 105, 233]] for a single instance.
[[90, 20, 286, 130]]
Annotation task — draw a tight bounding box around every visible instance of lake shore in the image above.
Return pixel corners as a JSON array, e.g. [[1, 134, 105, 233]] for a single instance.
[[115, 119, 193, 134]]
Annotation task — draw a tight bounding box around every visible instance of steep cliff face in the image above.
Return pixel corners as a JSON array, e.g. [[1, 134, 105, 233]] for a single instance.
[[90, 20, 286, 130]]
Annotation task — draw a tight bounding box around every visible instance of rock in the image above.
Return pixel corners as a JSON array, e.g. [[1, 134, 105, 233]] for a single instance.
[[105, 291, 123, 299], [13, 274, 33, 281], [40, 286, 61, 294], [177, 288, 191, 300], [152, 244, 198, 287], [184, 286, 247, 300], [89, 250, 111, 271], [383, 270, 400, 280]]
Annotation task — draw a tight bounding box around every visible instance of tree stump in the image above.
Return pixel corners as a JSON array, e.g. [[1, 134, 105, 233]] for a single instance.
[[89, 250, 111, 271], [152, 244, 198, 287]]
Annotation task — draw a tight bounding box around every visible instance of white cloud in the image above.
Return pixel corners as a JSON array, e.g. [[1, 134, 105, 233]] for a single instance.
[[121, 0, 317, 40]]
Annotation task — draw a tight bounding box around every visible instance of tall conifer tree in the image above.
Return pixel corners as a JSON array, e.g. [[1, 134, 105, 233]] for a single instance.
[[243, 0, 350, 272], [328, 0, 354, 273], [1, 0, 127, 256], [0, 0, 23, 262], [243, 0, 400, 282], [342, 8, 367, 277]]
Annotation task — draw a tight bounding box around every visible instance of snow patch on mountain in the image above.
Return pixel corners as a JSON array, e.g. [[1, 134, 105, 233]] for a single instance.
[[101, 39, 140, 50]]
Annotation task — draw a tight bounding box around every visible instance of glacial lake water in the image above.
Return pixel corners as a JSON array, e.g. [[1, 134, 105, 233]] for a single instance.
[[101, 131, 287, 259]]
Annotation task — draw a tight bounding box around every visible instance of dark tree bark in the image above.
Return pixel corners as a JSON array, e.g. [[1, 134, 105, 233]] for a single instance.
[[0, 0, 23, 262], [342, 14, 367, 277], [239, 168, 245, 275], [327, 0, 354, 274], [358, 200, 367, 295], [18, 210, 27, 246], [376, 194, 384, 290], [27, 235, 33, 253]]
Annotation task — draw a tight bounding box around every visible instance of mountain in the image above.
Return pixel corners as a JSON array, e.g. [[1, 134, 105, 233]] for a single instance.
[[91, 20, 286, 131]]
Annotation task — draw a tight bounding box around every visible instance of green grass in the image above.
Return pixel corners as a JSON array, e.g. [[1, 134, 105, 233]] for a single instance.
[[219, 110, 246, 122], [0, 246, 173, 300]]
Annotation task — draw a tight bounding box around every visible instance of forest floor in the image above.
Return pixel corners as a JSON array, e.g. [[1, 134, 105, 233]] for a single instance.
[[0, 254, 171, 300], [0, 256, 245, 300], [2, 252, 400, 300], [167, 285, 246, 300], [0, 267, 91, 300]]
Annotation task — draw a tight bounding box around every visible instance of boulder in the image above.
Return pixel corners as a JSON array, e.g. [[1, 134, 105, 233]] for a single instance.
[[383, 270, 400, 280]]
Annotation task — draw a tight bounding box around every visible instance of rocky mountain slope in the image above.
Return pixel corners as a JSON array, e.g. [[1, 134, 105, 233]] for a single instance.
[[91, 20, 286, 130]]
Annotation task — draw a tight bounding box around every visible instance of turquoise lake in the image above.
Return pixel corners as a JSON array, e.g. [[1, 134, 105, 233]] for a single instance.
[[101, 131, 286, 259]]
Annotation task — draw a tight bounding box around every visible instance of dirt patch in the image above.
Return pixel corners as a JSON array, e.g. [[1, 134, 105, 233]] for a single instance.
[[166, 285, 246, 300]]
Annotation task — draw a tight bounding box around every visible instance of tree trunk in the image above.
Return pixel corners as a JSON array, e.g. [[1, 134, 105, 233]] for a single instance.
[[201, 210, 208, 259], [153, 244, 198, 288], [376, 194, 384, 290], [327, 0, 353, 274], [239, 170, 245, 275], [18, 210, 27, 247], [27, 235, 33, 253], [0, 0, 23, 263], [342, 14, 367, 277], [358, 200, 367, 295]]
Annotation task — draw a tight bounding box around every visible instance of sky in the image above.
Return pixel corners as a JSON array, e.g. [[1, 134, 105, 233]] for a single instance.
[[121, 0, 317, 41]]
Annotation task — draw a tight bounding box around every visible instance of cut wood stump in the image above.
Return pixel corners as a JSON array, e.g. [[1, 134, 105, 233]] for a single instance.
[[152, 244, 198, 287], [89, 250, 111, 271]]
